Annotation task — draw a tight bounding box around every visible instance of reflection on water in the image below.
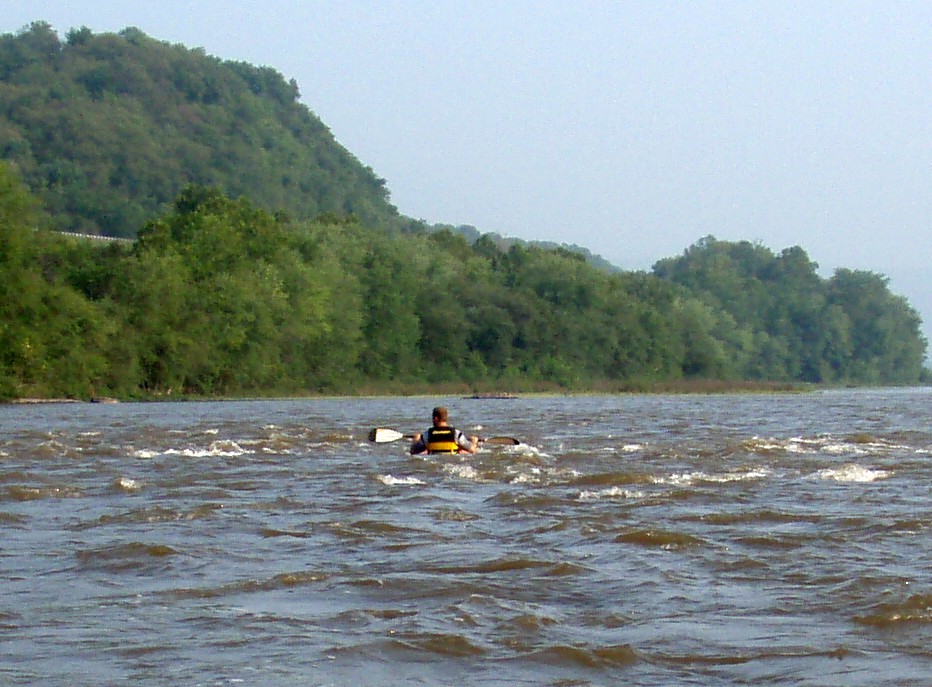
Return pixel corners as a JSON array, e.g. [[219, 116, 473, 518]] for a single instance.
[[1, 389, 930, 686]]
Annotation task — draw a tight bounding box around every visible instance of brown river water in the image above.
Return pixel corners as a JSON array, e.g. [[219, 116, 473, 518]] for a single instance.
[[1, 389, 930, 686]]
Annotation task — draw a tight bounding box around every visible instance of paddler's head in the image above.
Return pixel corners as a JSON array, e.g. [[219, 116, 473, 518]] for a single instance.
[[432, 406, 449, 426]]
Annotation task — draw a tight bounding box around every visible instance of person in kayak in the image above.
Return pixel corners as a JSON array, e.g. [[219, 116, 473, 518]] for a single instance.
[[410, 406, 479, 455]]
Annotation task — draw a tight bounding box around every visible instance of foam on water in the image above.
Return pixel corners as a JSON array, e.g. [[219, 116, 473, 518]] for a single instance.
[[114, 477, 141, 491], [377, 474, 425, 486], [815, 465, 892, 482], [578, 486, 646, 501], [163, 440, 250, 458], [654, 468, 772, 486]]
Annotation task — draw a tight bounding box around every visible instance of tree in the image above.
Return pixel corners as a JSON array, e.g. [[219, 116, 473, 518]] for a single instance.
[[828, 269, 926, 383], [0, 162, 116, 398]]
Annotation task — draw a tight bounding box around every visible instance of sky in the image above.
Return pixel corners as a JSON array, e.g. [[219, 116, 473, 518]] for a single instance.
[[4, 1, 931, 346]]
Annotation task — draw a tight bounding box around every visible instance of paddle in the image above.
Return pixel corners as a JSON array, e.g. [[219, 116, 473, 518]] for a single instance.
[[368, 428, 414, 443], [368, 427, 519, 445]]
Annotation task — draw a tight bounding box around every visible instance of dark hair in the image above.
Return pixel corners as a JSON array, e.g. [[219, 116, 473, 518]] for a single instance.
[[432, 406, 448, 422]]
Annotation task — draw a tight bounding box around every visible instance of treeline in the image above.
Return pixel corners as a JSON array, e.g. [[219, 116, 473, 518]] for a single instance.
[[1, 165, 927, 400]]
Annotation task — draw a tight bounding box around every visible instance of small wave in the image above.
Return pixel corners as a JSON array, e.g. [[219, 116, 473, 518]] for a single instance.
[[163, 440, 250, 458], [348, 520, 423, 537], [697, 509, 821, 526], [260, 527, 311, 539], [113, 477, 141, 491], [395, 632, 486, 657], [35, 439, 82, 457], [499, 443, 548, 459], [735, 535, 806, 550], [0, 511, 27, 525], [434, 556, 581, 577], [502, 612, 559, 632], [509, 470, 541, 485], [596, 444, 644, 453], [654, 468, 770, 486], [614, 528, 703, 550], [578, 486, 645, 501], [746, 434, 911, 457], [166, 570, 328, 599], [816, 465, 892, 483], [132, 449, 160, 459], [0, 610, 22, 630], [525, 643, 638, 668], [79, 504, 222, 528], [444, 463, 481, 481], [76, 541, 179, 573], [1, 484, 83, 502], [377, 474, 425, 486], [855, 594, 932, 627], [433, 508, 479, 522], [571, 471, 653, 487]]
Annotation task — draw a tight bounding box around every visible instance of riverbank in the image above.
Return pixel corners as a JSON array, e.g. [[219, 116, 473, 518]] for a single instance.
[[3, 379, 822, 404]]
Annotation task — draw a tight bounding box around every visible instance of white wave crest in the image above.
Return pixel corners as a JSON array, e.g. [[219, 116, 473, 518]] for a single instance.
[[509, 467, 541, 485], [164, 440, 249, 458], [578, 486, 645, 501], [816, 465, 892, 483], [377, 474, 425, 486], [132, 449, 160, 459], [500, 443, 548, 459], [445, 464, 481, 481], [750, 435, 911, 457], [655, 468, 771, 486], [115, 477, 141, 491]]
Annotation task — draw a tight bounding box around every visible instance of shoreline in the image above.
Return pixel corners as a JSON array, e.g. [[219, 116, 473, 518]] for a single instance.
[[6, 381, 930, 405]]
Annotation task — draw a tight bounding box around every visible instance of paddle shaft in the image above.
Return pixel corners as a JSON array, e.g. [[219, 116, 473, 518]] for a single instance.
[[369, 427, 518, 445]]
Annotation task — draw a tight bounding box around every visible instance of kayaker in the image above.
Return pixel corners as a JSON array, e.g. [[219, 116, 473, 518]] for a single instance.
[[410, 406, 479, 455]]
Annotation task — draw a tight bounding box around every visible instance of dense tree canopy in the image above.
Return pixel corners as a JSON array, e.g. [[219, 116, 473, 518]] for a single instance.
[[1, 169, 926, 399], [652, 236, 928, 384], [0, 22, 401, 237]]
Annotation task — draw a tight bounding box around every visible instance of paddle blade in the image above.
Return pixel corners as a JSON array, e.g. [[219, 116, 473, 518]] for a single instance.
[[369, 428, 408, 443], [482, 436, 520, 446]]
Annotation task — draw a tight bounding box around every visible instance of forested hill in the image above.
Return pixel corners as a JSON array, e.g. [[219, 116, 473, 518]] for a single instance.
[[0, 22, 404, 236]]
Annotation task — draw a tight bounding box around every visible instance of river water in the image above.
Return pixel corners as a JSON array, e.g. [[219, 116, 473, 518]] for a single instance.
[[1, 389, 930, 686]]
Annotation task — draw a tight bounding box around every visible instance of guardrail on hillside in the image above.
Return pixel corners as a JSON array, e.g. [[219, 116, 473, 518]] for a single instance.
[[57, 231, 134, 243]]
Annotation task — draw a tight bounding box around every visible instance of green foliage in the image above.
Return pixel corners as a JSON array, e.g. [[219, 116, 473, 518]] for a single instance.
[[0, 162, 117, 398], [1, 174, 927, 398], [653, 236, 927, 384], [0, 23, 399, 238]]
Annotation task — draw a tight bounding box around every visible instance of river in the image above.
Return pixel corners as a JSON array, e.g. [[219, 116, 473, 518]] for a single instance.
[[1, 389, 930, 686]]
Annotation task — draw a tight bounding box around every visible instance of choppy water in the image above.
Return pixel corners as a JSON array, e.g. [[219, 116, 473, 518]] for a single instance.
[[1, 389, 930, 686]]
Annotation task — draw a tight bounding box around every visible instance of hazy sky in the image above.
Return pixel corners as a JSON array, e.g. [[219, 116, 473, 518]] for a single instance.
[[4, 1, 930, 344]]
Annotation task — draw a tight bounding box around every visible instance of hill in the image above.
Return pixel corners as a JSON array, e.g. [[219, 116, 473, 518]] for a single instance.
[[0, 22, 404, 237]]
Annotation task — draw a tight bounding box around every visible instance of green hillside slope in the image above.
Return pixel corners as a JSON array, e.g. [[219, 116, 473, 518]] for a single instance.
[[1, 22, 401, 237]]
